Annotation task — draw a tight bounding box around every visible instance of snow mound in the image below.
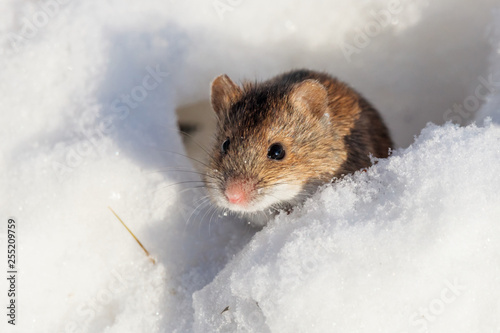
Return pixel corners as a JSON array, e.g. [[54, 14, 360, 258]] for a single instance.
[[193, 122, 500, 332]]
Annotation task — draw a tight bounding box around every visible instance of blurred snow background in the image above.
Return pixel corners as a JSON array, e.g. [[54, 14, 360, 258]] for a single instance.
[[0, 0, 499, 332]]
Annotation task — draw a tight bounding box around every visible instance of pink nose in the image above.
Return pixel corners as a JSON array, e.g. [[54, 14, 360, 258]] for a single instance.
[[225, 188, 246, 204], [224, 180, 254, 206]]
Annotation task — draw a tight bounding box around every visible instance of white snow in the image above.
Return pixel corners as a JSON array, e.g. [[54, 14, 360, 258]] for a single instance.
[[1, 1, 500, 332]]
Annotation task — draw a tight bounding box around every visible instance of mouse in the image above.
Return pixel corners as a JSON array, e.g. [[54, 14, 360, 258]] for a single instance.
[[204, 69, 393, 226]]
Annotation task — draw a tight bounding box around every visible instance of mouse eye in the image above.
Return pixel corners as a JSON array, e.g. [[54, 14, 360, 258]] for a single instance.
[[267, 143, 285, 160], [221, 138, 230, 154]]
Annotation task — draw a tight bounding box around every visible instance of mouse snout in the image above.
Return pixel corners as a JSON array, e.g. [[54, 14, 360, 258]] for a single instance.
[[224, 179, 256, 206]]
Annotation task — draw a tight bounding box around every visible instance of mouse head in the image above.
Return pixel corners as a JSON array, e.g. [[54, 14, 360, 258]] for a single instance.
[[205, 73, 348, 215]]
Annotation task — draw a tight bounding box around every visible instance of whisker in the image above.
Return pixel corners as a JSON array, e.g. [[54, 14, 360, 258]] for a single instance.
[[146, 168, 219, 180], [207, 205, 221, 237], [151, 148, 211, 169], [178, 130, 212, 157], [199, 203, 217, 237], [200, 201, 215, 223], [257, 210, 269, 224], [154, 180, 207, 193], [185, 197, 211, 232], [256, 181, 300, 189], [156, 124, 213, 158], [176, 185, 215, 196]]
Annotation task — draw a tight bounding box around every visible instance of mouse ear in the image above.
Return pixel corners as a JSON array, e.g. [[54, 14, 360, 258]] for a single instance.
[[211, 74, 243, 115], [289, 79, 328, 118]]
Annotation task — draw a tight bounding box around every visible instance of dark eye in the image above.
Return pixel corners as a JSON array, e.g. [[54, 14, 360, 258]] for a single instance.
[[221, 138, 230, 154], [267, 143, 285, 160]]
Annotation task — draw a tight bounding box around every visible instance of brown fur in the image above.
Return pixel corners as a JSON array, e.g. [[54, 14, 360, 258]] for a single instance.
[[206, 69, 393, 216]]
